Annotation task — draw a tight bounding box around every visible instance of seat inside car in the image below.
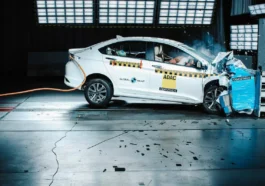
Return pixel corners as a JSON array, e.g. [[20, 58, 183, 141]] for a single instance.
[[154, 45, 163, 62]]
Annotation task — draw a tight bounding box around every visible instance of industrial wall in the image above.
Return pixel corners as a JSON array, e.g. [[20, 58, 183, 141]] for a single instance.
[[258, 18, 265, 71], [1, 0, 227, 77]]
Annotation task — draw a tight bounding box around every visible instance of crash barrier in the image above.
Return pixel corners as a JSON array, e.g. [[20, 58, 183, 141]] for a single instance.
[[260, 71, 265, 116], [110, 60, 142, 69], [155, 69, 218, 78], [218, 66, 264, 117], [0, 56, 86, 97]]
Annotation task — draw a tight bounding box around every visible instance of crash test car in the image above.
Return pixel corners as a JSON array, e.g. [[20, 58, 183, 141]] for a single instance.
[[65, 35, 240, 114]]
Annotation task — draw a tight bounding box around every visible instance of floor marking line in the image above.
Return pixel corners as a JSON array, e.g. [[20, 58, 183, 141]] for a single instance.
[[0, 108, 14, 112], [0, 96, 30, 120]]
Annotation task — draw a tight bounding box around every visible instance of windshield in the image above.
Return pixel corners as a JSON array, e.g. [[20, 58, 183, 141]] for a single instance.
[[180, 45, 215, 63]]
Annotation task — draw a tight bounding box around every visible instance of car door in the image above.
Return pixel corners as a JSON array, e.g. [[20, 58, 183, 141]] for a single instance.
[[147, 42, 205, 104], [100, 41, 150, 96]]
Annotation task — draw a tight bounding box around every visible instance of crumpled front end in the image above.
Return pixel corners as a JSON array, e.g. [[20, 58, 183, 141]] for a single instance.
[[211, 51, 246, 74], [214, 56, 261, 116]]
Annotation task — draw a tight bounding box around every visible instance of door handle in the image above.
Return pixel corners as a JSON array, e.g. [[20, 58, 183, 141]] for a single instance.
[[106, 57, 116, 60], [152, 65, 162, 69]]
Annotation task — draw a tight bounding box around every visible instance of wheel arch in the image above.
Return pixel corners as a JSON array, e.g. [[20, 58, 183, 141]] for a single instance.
[[203, 80, 225, 115], [84, 73, 114, 94], [204, 80, 219, 93]]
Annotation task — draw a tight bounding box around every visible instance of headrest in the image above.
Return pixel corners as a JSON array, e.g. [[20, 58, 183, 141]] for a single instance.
[[154, 45, 162, 56], [154, 46, 159, 55], [106, 47, 112, 55]]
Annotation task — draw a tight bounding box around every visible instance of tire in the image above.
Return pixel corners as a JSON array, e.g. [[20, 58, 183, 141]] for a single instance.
[[84, 78, 113, 108], [203, 85, 224, 115]]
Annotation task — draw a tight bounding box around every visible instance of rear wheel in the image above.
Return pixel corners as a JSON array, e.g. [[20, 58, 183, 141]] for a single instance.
[[84, 78, 113, 108], [203, 86, 224, 114]]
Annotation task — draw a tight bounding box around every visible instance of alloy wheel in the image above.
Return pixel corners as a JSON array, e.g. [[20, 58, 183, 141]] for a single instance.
[[204, 87, 223, 112], [88, 83, 107, 103]]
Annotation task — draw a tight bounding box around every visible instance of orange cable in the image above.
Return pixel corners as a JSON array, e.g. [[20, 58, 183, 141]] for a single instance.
[[0, 56, 86, 97]]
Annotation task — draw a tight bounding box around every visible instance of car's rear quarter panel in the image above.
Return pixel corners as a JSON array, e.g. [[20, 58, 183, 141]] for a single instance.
[[81, 49, 115, 90], [65, 48, 114, 90]]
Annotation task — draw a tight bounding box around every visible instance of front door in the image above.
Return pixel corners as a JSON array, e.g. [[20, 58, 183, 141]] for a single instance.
[[148, 43, 205, 104]]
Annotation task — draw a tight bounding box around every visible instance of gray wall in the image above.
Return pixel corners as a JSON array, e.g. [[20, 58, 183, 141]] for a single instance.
[[231, 0, 252, 16], [230, 0, 265, 16], [234, 55, 254, 69], [258, 18, 265, 71], [28, 52, 68, 76]]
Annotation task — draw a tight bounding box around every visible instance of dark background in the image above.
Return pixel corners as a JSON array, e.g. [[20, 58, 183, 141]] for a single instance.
[[2, 0, 264, 78]]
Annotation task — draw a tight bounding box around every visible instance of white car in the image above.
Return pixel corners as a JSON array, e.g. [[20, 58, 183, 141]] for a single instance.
[[65, 36, 233, 114]]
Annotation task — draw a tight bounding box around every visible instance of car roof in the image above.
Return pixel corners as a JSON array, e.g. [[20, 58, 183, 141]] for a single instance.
[[89, 36, 210, 64], [94, 36, 185, 48]]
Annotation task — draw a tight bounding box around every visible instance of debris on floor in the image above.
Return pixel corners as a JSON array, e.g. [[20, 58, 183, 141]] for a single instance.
[[114, 166, 126, 172]]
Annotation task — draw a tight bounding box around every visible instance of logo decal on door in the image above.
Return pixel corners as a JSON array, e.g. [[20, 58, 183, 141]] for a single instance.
[[119, 77, 145, 83], [159, 74, 178, 93]]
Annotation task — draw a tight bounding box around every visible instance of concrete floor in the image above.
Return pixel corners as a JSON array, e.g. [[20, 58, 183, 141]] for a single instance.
[[0, 89, 265, 186]]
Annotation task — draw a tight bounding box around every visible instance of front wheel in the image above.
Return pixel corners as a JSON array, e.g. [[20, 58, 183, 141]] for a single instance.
[[203, 86, 224, 115], [84, 78, 113, 108]]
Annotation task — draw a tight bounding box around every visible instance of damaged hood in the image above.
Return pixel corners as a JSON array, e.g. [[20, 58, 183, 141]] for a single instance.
[[211, 51, 234, 65], [211, 51, 246, 74]]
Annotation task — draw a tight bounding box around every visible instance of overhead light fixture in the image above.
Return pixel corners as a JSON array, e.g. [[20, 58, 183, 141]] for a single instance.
[[99, 0, 155, 24], [248, 4, 265, 15], [230, 25, 259, 50], [159, 0, 215, 25], [36, 0, 94, 24]]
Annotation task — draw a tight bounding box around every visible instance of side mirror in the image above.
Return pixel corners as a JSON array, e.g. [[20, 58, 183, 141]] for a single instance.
[[196, 61, 207, 70], [196, 61, 202, 69]]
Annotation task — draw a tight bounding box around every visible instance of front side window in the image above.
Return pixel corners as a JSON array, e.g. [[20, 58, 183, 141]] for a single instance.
[[99, 41, 146, 60], [154, 43, 198, 68]]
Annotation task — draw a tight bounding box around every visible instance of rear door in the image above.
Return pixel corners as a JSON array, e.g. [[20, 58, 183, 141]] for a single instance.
[[147, 42, 205, 104], [100, 41, 150, 96]]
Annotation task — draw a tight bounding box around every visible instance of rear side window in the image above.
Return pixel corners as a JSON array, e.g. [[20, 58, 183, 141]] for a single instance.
[[99, 41, 147, 60]]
